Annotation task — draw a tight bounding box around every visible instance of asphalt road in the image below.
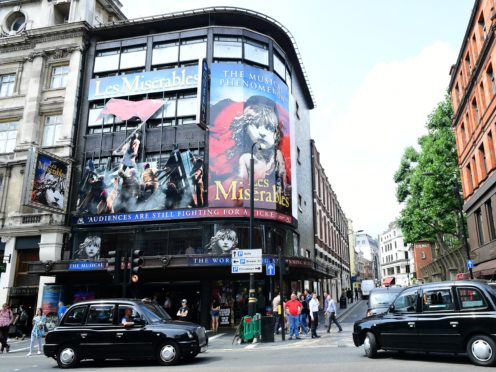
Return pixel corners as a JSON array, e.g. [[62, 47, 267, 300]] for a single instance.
[[0, 301, 480, 371]]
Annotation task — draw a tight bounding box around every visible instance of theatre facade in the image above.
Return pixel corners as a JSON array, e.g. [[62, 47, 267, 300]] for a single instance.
[[28, 8, 326, 327]]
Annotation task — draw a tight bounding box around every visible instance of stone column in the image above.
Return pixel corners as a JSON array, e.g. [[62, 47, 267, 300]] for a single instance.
[[38, 231, 64, 261], [0, 237, 17, 304], [17, 53, 45, 151]]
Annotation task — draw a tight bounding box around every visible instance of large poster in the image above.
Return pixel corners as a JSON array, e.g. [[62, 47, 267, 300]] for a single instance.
[[23, 148, 71, 213], [208, 63, 292, 217]]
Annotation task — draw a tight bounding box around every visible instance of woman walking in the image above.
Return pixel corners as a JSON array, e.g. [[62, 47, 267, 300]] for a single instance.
[[27, 308, 46, 356], [0, 303, 13, 353]]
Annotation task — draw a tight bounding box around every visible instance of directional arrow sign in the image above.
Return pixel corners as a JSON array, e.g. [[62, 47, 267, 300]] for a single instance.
[[231, 265, 262, 273], [232, 258, 262, 265], [266, 263, 275, 276]]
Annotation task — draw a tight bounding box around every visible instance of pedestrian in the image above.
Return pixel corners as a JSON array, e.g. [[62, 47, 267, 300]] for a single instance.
[[309, 293, 320, 338], [354, 287, 359, 301], [14, 305, 28, 340], [347, 288, 353, 304], [57, 301, 66, 320], [210, 297, 220, 333], [0, 303, 13, 353], [326, 296, 343, 333], [284, 293, 302, 340], [176, 299, 189, 320], [272, 294, 282, 334], [27, 308, 46, 356], [304, 289, 312, 329], [323, 292, 329, 314], [163, 294, 172, 312], [298, 294, 309, 335]]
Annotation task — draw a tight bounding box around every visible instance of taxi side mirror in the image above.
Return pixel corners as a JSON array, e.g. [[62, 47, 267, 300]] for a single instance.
[[388, 304, 395, 313]]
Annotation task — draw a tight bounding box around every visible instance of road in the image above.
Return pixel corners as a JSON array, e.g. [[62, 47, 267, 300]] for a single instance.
[[0, 300, 478, 371]]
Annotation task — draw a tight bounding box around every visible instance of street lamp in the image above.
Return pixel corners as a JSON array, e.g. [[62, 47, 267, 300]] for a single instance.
[[422, 173, 474, 279], [248, 142, 261, 316]]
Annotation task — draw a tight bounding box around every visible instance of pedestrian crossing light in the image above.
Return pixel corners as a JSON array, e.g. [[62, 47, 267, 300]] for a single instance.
[[130, 249, 144, 282], [107, 250, 121, 284]]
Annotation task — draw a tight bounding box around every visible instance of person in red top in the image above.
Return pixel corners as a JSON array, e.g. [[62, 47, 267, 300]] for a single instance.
[[284, 293, 302, 340]]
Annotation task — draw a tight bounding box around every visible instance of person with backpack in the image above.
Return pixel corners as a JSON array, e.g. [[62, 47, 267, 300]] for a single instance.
[[14, 305, 28, 340]]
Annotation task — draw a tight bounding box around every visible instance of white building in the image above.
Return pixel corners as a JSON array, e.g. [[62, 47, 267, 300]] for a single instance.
[[0, 0, 125, 310], [355, 232, 379, 280], [379, 222, 414, 287]]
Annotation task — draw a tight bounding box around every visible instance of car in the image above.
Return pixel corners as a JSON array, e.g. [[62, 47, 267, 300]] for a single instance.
[[353, 280, 496, 367], [43, 298, 208, 368], [366, 287, 403, 317]]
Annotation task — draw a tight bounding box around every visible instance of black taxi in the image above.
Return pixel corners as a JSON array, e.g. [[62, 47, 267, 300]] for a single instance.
[[43, 299, 207, 368], [353, 281, 496, 367]]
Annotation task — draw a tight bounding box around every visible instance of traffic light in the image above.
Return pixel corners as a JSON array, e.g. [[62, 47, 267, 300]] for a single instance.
[[107, 250, 121, 283], [280, 258, 290, 275], [130, 249, 144, 283]]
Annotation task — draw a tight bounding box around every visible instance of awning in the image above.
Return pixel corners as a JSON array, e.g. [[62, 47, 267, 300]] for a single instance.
[[383, 276, 395, 286], [473, 259, 496, 277]]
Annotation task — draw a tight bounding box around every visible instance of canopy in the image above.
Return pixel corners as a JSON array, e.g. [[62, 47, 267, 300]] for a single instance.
[[383, 276, 395, 286]]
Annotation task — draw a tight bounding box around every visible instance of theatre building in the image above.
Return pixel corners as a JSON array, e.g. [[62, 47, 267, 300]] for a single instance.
[[27, 7, 325, 327]]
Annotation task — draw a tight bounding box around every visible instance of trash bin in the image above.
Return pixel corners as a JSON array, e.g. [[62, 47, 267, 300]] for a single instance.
[[339, 295, 347, 309], [260, 316, 274, 343]]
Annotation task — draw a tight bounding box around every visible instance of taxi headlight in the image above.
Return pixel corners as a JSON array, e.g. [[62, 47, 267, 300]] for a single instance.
[[187, 331, 195, 339]]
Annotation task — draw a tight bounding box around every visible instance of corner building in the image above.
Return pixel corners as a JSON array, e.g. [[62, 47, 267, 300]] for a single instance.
[[450, 0, 496, 279], [29, 7, 318, 328]]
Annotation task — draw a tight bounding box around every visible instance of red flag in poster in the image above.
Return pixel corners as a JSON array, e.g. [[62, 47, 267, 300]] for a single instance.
[[97, 98, 164, 122]]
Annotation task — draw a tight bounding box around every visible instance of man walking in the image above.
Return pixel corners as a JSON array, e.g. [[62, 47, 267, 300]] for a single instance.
[[272, 294, 282, 334], [326, 295, 343, 333], [284, 293, 302, 340], [309, 293, 320, 338], [304, 289, 312, 329]]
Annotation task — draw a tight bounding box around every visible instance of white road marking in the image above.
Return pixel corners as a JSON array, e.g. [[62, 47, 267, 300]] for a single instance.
[[208, 333, 226, 341], [244, 343, 258, 349]]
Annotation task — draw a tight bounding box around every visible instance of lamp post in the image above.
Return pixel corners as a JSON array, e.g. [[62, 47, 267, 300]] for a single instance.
[[248, 142, 261, 316], [422, 173, 474, 279]]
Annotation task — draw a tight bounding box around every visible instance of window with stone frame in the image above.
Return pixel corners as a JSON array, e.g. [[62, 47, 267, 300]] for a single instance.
[[50, 65, 69, 89], [42, 115, 64, 147], [0, 74, 16, 97], [0, 121, 17, 153]]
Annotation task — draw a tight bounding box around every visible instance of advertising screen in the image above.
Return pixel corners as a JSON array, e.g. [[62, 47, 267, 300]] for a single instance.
[[208, 63, 292, 218]]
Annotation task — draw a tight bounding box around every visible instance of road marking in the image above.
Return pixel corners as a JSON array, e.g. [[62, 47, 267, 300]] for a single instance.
[[208, 333, 226, 341], [9, 347, 30, 353], [244, 343, 258, 349]]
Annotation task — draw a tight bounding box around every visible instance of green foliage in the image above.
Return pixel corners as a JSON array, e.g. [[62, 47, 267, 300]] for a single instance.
[[394, 94, 462, 251]]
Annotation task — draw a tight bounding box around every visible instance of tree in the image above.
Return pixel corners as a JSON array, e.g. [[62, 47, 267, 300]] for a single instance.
[[394, 94, 461, 253]]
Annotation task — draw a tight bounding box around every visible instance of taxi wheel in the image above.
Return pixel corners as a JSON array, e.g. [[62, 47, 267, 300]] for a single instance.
[[363, 332, 378, 358], [467, 335, 496, 366], [157, 341, 180, 366], [56, 345, 80, 369]]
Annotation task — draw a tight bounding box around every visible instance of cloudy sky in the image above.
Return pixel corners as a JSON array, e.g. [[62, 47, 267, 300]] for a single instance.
[[120, 0, 474, 237]]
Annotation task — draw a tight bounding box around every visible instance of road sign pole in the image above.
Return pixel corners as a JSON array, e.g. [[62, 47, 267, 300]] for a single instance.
[[248, 144, 258, 317]]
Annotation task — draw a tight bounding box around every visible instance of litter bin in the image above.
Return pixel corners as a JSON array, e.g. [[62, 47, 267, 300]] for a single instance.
[[260, 316, 274, 343], [339, 295, 347, 309]]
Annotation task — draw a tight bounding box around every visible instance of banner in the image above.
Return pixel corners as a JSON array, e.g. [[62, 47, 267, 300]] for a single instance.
[[23, 148, 71, 214], [208, 63, 292, 218]]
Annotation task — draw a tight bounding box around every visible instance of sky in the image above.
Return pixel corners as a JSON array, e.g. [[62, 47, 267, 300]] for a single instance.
[[119, 0, 475, 238]]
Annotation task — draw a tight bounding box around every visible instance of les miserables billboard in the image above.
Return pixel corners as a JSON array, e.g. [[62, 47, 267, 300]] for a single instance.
[[74, 62, 294, 226], [208, 63, 293, 218]]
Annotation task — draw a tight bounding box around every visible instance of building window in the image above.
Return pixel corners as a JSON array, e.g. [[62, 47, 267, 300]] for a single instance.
[[421, 251, 426, 259], [486, 199, 496, 241], [466, 163, 474, 190], [487, 64, 496, 95], [5, 11, 26, 35], [42, 115, 63, 147], [472, 98, 480, 122], [475, 208, 486, 245], [213, 36, 242, 59], [480, 81, 486, 108], [120, 46, 146, 70], [0, 74, 16, 97], [479, 143, 488, 176], [466, 54, 472, 75], [50, 65, 69, 89], [179, 38, 207, 62], [273, 51, 286, 80], [479, 13, 487, 40], [0, 121, 17, 153], [297, 146, 301, 165], [455, 84, 460, 103], [460, 123, 467, 145], [94, 49, 120, 73], [298, 194, 302, 212], [152, 41, 179, 65], [243, 39, 268, 66]]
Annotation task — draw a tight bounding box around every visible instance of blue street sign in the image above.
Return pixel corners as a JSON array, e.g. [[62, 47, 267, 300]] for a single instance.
[[467, 259, 474, 269], [266, 263, 275, 276]]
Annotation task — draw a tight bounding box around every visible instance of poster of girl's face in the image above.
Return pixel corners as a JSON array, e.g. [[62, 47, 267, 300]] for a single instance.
[[75, 236, 101, 259], [208, 63, 292, 217], [207, 229, 238, 254]]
